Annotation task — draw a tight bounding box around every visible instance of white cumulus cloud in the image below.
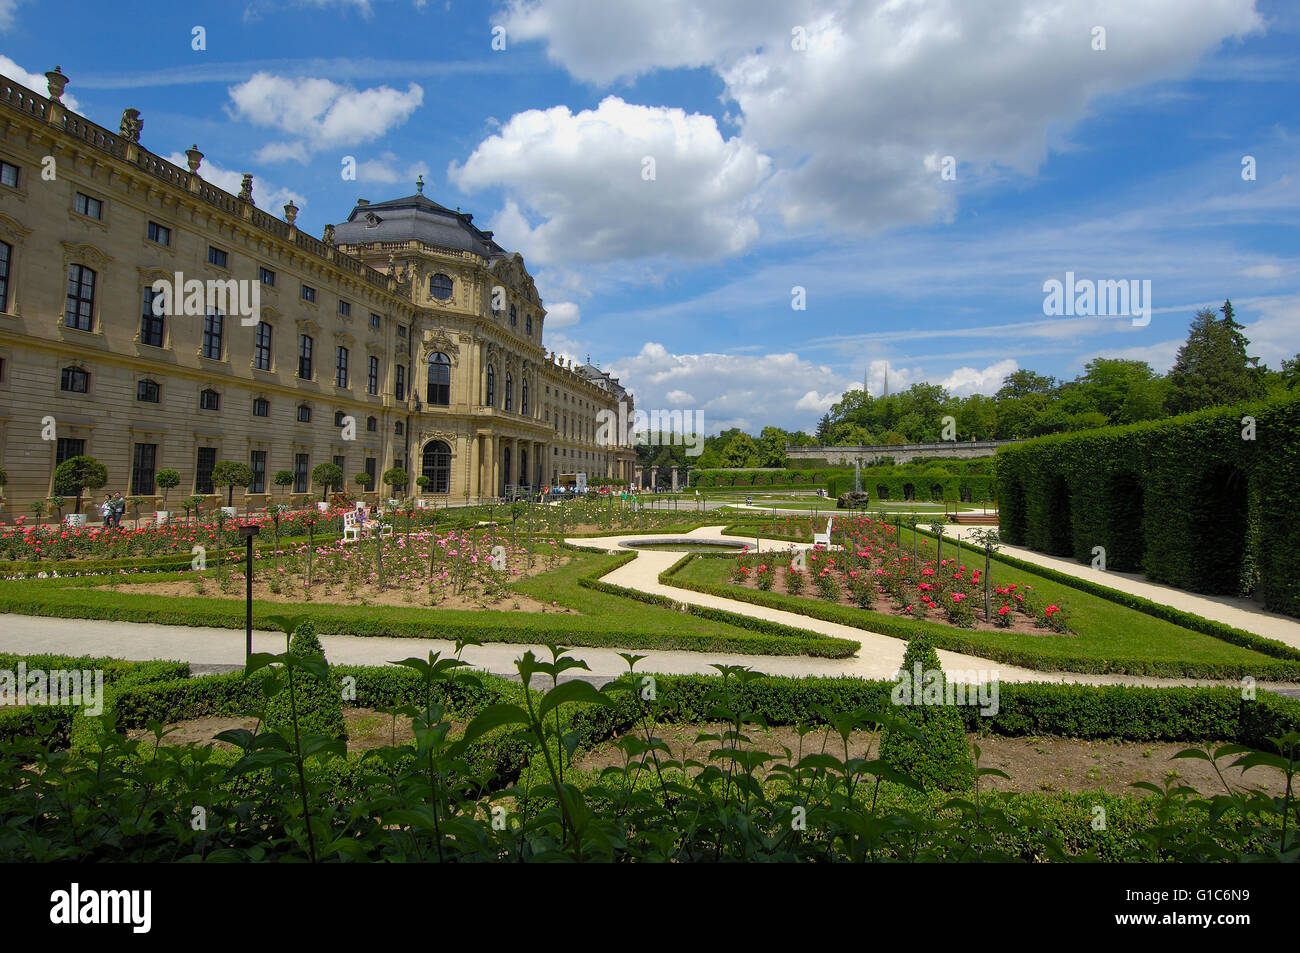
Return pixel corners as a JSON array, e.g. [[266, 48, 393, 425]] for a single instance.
[[448, 96, 771, 265], [227, 73, 423, 162]]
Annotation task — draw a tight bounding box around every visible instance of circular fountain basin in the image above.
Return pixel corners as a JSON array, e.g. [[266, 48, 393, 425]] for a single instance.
[[620, 537, 748, 554]]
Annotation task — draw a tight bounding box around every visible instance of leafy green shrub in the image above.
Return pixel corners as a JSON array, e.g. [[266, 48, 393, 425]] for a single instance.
[[265, 622, 345, 741], [880, 634, 974, 792]]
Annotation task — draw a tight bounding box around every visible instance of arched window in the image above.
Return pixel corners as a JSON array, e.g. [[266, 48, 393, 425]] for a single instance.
[[421, 439, 451, 493], [427, 351, 451, 405], [366, 415, 377, 432], [521, 377, 529, 416], [429, 273, 453, 301], [525, 313, 533, 336], [509, 304, 517, 327], [485, 364, 496, 407], [504, 372, 513, 412]]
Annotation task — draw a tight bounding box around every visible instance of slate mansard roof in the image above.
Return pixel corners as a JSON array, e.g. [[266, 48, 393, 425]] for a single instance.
[[334, 194, 507, 259]]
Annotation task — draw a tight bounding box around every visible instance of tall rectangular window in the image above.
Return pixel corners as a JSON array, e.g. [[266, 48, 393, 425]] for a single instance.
[[332, 455, 346, 490], [147, 221, 171, 246], [368, 355, 379, 395], [208, 246, 228, 268], [301, 284, 316, 303], [0, 161, 18, 187], [298, 334, 313, 379], [195, 447, 217, 494], [75, 192, 103, 219], [395, 364, 405, 401], [140, 288, 165, 347], [202, 310, 223, 359], [365, 456, 377, 490], [0, 240, 11, 313], [335, 346, 348, 388], [338, 300, 351, 317], [254, 321, 272, 370], [259, 267, 275, 286], [252, 397, 269, 417], [250, 450, 267, 494], [56, 437, 85, 465], [64, 264, 95, 330], [130, 443, 157, 495], [294, 453, 309, 493], [369, 313, 381, 329]]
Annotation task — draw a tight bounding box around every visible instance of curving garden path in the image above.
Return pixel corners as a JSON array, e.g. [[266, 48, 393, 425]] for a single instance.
[[1, 524, 1296, 691], [563, 525, 1299, 690]]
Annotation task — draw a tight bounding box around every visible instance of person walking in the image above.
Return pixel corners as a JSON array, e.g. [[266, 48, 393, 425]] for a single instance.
[[110, 492, 126, 528], [100, 494, 114, 527]]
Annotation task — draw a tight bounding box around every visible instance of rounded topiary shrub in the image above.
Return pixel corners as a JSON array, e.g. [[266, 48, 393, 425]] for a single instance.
[[880, 634, 973, 792], [265, 621, 346, 742]]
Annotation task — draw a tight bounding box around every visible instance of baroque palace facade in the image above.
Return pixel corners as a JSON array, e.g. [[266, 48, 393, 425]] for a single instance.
[[0, 67, 635, 516]]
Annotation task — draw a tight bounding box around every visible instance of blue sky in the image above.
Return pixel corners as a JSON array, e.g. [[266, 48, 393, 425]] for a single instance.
[[2, 0, 1297, 434]]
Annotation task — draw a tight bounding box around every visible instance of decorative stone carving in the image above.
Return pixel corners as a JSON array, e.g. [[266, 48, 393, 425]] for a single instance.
[[238, 174, 255, 205], [425, 329, 460, 365], [119, 109, 143, 143], [45, 66, 69, 103], [284, 201, 298, 225], [185, 145, 203, 173], [0, 213, 32, 243], [60, 241, 113, 268], [323, 224, 335, 245]]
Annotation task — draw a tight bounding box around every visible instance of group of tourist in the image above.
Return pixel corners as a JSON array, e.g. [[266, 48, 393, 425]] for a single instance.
[[99, 492, 126, 527]]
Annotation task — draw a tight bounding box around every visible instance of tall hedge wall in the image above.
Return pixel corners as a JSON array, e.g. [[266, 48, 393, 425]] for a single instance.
[[688, 468, 849, 487], [995, 394, 1300, 617], [824, 473, 996, 503]]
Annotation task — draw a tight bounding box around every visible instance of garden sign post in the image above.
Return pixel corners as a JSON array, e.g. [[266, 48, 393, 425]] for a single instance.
[[238, 524, 260, 658]]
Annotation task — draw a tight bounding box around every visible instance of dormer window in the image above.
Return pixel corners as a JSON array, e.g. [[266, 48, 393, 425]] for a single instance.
[[365, 212, 381, 227]]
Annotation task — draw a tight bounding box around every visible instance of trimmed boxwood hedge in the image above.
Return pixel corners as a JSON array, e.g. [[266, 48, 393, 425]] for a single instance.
[[73, 658, 1300, 779], [995, 393, 1300, 617]]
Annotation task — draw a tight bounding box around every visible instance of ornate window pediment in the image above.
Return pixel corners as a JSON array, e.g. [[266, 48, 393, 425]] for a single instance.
[[0, 213, 32, 243], [61, 241, 113, 268]]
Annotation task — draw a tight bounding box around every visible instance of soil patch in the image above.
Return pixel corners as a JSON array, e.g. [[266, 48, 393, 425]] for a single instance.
[[127, 708, 466, 753], [572, 722, 1287, 798]]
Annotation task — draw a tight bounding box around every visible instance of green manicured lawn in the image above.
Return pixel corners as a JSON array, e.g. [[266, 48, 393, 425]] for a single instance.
[[0, 547, 851, 657], [671, 546, 1294, 678]]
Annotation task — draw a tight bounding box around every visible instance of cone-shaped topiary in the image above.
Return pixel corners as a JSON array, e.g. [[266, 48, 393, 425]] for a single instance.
[[880, 633, 974, 792], [265, 621, 346, 742]]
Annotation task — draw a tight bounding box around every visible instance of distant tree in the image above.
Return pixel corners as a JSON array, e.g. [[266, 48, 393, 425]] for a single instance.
[[757, 426, 789, 468], [155, 468, 181, 509], [211, 460, 254, 507], [311, 462, 345, 501], [1281, 354, 1300, 390], [1165, 302, 1265, 415], [273, 470, 295, 500], [382, 467, 409, 498], [815, 414, 832, 442], [52, 455, 108, 517], [720, 433, 759, 468], [996, 369, 1057, 400]]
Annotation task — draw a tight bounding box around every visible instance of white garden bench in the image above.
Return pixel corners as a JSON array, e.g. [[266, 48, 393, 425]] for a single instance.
[[342, 510, 364, 542], [812, 517, 834, 549]]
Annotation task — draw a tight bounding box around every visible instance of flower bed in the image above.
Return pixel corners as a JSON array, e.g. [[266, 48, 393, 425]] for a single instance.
[[729, 515, 1071, 634]]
